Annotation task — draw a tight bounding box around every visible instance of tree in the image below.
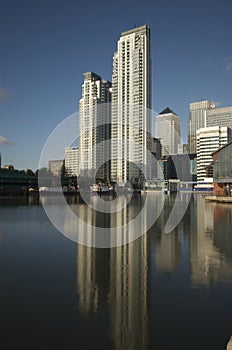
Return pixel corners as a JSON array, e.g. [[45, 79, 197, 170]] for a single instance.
[[26, 169, 35, 176]]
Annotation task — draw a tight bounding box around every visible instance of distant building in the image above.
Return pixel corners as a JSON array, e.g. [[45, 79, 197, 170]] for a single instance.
[[178, 143, 188, 154], [65, 147, 79, 177], [206, 106, 232, 129], [157, 156, 175, 180], [188, 100, 215, 154], [196, 126, 232, 182], [157, 154, 196, 182], [155, 108, 181, 157], [212, 141, 232, 196], [48, 159, 64, 177], [150, 138, 161, 178], [188, 100, 232, 154]]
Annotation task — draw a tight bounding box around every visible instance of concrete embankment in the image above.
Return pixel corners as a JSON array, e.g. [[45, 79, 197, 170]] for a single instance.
[[205, 195, 232, 203]]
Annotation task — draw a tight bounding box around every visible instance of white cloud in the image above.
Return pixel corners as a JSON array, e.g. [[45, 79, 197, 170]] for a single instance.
[[0, 136, 12, 145]]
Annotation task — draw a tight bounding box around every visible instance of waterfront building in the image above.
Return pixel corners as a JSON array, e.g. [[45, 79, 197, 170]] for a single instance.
[[0, 168, 38, 195], [65, 147, 79, 177], [188, 100, 215, 154], [155, 107, 181, 156], [196, 126, 231, 182], [111, 24, 152, 184], [212, 140, 232, 195], [78, 72, 111, 181]]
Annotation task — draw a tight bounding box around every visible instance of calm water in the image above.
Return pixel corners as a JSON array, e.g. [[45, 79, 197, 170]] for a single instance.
[[0, 194, 232, 349]]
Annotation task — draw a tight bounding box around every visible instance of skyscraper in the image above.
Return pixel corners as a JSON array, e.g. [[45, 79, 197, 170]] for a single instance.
[[155, 107, 181, 156], [111, 24, 152, 184], [188, 100, 216, 154], [78, 72, 111, 181]]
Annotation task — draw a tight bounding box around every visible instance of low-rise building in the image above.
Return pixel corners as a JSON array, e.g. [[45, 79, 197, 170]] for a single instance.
[[212, 141, 232, 195], [0, 168, 37, 195]]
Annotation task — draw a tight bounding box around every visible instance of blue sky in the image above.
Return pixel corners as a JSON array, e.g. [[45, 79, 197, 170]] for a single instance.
[[0, 0, 232, 171]]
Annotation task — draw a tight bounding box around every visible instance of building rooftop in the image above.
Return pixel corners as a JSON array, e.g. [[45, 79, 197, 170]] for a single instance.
[[121, 24, 150, 38], [159, 107, 177, 116], [212, 140, 232, 156]]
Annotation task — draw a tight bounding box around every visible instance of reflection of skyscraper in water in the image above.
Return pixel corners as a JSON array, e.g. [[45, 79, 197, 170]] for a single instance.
[[154, 228, 182, 273], [75, 195, 150, 349], [77, 245, 110, 315], [189, 196, 232, 286], [109, 235, 150, 350], [153, 196, 183, 273], [190, 196, 216, 286]]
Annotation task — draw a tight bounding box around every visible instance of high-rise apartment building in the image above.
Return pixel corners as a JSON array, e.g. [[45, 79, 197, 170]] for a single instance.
[[78, 72, 111, 181], [155, 108, 181, 156], [188, 100, 216, 154], [196, 126, 231, 181], [111, 24, 152, 184]]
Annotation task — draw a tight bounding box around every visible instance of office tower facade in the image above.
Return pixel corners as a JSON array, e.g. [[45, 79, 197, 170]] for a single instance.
[[188, 100, 216, 154], [111, 24, 152, 184], [177, 143, 188, 154], [78, 72, 111, 181], [155, 107, 181, 156], [65, 146, 79, 176], [206, 106, 232, 129], [196, 126, 231, 181]]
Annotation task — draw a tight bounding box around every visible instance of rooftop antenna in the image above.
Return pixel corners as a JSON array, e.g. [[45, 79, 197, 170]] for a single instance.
[[134, 17, 138, 27]]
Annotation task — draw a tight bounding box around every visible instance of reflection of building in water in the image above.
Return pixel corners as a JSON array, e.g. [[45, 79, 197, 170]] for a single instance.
[[77, 245, 110, 315], [189, 197, 232, 286], [109, 235, 150, 350], [213, 204, 232, 259], [153, 195, 183, 273], [154, 229, 182, 273], [76, 195, 150, 349]]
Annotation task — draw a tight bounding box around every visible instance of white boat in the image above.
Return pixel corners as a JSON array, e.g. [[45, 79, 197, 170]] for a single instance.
[[194, 183, 214, 191], [90, 183, 114, 195], [90, 184, 99, 194], [97, 186, 114, 195]]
